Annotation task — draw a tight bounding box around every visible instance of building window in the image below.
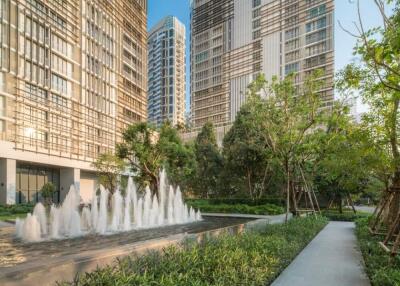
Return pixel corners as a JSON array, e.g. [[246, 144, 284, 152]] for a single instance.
[[309, 4, 326, 19], [306, 17, 327, 33], [0, 96, 4, 116], [306, 29, 327, 45], [285, 62, 299, 75], [16, 164, 60, 204], [285, 27, 299, 40], [253, 29, 261, 40], [253, 19, 261, 29], [253, 0, 261, 8], [51, 74, 68, 95], [253, 8, 261, 18]]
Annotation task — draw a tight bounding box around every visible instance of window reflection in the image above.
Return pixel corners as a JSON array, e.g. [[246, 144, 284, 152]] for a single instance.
[[16, 163, 60, 204]]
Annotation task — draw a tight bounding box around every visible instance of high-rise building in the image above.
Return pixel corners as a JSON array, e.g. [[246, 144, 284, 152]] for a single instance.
[[148, 16, 186, 127], [190, 0, 334, 128], [0, 0, 147, 204]]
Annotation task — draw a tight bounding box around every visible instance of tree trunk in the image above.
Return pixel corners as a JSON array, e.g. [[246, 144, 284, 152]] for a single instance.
[[388, 171, 400, 225], [338, 194, 343, 214], [347, 194, 357, 214], [285, 166, 290, 222]]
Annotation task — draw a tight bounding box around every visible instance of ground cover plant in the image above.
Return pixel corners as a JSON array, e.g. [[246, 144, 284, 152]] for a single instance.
[[59, 216, 327, 286], [0, 204, 33, 221], [355, 218, 400, 286], [322, 209, 370, 222], [187, 199, 284, 215]]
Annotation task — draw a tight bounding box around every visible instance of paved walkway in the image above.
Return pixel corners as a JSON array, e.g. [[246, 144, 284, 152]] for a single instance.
[[354, 206, 375, 214], [271, 222, 370, 286], [0, 221, 13, 228], [202, 213, 290, 222]]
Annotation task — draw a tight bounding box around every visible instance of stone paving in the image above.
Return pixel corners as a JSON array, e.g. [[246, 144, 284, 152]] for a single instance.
[[271, 221, 370, 286]]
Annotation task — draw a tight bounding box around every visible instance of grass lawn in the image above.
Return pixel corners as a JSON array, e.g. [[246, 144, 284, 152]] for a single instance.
[[59, 216, 328, 286], [187, 199, 285, 215], [355, 218, 400, 286]]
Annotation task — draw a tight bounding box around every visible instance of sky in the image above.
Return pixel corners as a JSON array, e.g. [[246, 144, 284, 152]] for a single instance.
[[148, 0, 392, 114]]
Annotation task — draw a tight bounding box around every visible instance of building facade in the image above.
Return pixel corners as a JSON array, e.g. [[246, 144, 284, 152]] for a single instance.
[[0, 0, 147, 204], [148, 16, 185, 127], [190, 0, 334, 128]]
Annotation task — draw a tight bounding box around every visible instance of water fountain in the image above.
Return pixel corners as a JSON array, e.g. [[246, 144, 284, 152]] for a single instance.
[[15, 170, 202, 242]]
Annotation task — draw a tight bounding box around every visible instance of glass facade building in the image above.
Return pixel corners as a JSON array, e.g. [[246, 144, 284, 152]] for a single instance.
[[148, 16, 186, 127], [190, 0, 334, 128], [0, 0, 148, 204]]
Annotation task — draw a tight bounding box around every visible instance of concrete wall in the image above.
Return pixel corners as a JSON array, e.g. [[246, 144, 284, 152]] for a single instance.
[[0, 158, 16, 204], [0, 141, 95, 171], [230, 75, 252, 122], [262, 32, 281, 82], [60, 168, 80, 202], [80, 171, 98, 204], [233, 0, 252, 49], [0, 140, 98, 204]]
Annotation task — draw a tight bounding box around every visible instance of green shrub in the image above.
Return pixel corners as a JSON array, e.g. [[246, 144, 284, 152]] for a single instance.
[[355, 218, 400, 286], [322, 210, 370, 221], [186, 198, 285, 207], [59, 216, 328, 286], [186, 200, 285, 215], [0, 204, 34, 216]]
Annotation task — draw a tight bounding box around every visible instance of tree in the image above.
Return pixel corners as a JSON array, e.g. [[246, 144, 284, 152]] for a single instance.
[[41, 182, 55, 206], [338, 0, 400, 224], [222, 95, 279, 201], [158, 122, 197, 191], [313, 101, 384, 213], [116, 122, 196, 193], [246, 72, 324, 217], [92, 153, 125, 194], [193, 122, 223, 198], [116, 123, 161, 192]]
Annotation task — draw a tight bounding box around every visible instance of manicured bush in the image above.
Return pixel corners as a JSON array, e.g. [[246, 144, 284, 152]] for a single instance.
[[355, 218, 400, 286], [59, 216, 328, 286], [322, 210, 370, 221], [0, 204, 34, 215], [0, 204, 34, 220], [186, 197, 285, 206], [186, 200, 285, 215]]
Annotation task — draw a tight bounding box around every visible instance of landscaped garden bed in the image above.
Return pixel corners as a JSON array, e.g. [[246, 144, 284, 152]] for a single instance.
[[59, 216, 327, 286], [322, 209, 370, 221], [186, 199, 285, 215], [355, 218, 400, 286], [0, 204, 33, 221]]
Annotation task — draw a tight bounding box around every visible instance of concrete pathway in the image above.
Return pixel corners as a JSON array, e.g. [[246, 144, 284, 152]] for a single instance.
[[203, 213, 291, 225], [271, 222, 370, 286], [354, 206, 375, 214], [0, 221, 13, 228]]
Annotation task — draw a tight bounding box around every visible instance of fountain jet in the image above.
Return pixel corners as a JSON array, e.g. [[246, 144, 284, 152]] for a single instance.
[[15, 170, 202, 242]]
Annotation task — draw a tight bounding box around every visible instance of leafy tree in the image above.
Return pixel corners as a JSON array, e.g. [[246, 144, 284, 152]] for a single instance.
[[158, 122, 197, 191], [41, 182, 55, 206], [246, 72, 324, 216], [92, 153, 125, 193], [222, 95, 279, 201], [338, 0, 400, 223], [116, 122, 196, 193], [313, 101, 384, 213], [193, 122, 223, 198]]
